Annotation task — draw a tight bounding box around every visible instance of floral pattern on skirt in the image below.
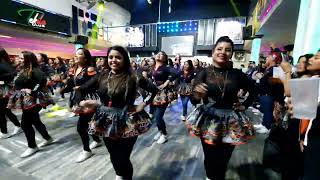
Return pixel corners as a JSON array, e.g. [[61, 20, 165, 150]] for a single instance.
[[7, 90, 54, 110], [152, 87, 177, 106], [88, 105, 152, 138], [185, 104, 255, 145], [70, 91, 100, 114], [178, 83, 193, 96]]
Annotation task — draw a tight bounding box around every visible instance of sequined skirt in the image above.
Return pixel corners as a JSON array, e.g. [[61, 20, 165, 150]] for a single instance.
[[7, 90, 54, 110], [185, 105, 255, 145], [152, 87, 178, 106], [178, 83, 192, 96], [88, 105, 152, 138]]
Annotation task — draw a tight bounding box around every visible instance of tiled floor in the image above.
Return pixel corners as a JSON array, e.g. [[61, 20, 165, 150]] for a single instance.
[[0, 97, 280, 180]]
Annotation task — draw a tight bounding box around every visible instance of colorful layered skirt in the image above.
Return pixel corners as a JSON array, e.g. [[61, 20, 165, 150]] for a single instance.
[[0, 84, 13, 99], [178, 83, 193, 96], [7, 90, 54, 110], [152, 86, 177, 106], [88, 105, 152, 138], [185, 104, 255, 145]]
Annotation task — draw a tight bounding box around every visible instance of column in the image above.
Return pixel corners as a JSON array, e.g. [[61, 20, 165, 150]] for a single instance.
[[292, 0, 320, 64]]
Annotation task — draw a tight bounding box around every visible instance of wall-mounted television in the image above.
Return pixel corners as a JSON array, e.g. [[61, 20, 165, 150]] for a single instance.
[[161, 35, 194, 56], [125, 26, 144, 47], [214, 17, 246, 44]]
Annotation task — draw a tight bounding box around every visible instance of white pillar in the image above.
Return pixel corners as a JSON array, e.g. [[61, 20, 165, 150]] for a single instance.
[[250, 38, 262, 64], [292, 0, 320, 64]]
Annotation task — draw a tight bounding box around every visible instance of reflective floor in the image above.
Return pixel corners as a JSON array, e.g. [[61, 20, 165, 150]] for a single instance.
[[0, 96, 280, 180]]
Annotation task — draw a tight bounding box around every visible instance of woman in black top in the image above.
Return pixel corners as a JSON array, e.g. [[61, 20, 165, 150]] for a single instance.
[[0, 48, 21, 139], [189, 36, 257, 180], [151, 51, 176, 144], [80, 46, 158, 180], [7, 51, 54, 158], [60, 48, 101, 163], [178, 60, 195, 121], [301, 50, 320, 180]]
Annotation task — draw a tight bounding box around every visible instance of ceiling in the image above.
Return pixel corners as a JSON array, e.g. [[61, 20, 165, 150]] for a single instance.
[[257, 0, 301, 53], [77, 0, 253, 24]]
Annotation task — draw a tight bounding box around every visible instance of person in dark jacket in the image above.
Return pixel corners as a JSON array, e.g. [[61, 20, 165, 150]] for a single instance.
[[0, 48, 22, 139], [7, 51, 54, 158]]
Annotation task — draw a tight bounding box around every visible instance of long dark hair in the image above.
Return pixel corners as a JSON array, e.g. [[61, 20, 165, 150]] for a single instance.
[[184, 60, 194, 72], [158, 51, 168, 65], [22, 51, 39, 77], [106, 46, 131, 74], [0, 48, 10, 63], [39, 53, 49, 64], [77, 48, 96, 67]]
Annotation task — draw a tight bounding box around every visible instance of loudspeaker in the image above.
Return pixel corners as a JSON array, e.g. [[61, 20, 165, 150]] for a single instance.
[[75, 35, 88, 45], [242, 25, 252, 40]]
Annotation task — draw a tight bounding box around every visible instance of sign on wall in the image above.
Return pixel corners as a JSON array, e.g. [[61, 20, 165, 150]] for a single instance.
[[0, 0, 71, 35]]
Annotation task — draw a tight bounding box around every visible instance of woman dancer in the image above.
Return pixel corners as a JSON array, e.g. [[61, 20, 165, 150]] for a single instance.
[[0, 48, 21, 139], [80, 46, 158, 180], [178, 60, 195, 121], [60, 48, 101, 163], [151, 51, 177, 144], [7, 51, 54, 158], [188, 36, 257, 180]]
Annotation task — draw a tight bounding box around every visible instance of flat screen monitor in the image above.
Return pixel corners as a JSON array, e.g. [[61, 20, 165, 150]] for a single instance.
[[161, 35, 194, 56], [125, 26, 144, 47], [214, 17, 246, 44]]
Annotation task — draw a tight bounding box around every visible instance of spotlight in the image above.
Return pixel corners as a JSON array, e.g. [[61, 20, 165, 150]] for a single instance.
[[147, 0, 152, 4], [97, 0, 105, 12]]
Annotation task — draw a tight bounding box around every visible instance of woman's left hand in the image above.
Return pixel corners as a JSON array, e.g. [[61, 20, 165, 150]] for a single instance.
[[158, 80, 170, 90], [129, 102, 146, 115], [21, 88, 32, 94], [233, 102, 246, 111]]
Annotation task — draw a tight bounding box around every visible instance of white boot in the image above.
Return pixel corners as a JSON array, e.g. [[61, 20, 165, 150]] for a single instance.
[[75, 150, 93, 163], [0, 132, 10, 139], [20, 147, 39, 158], [180, 115, 186, 121], [115, 175, 124, 180], [38, 138, 54, 147], [11, 126, 22, 136], [89, 141, 102, 149], [156, 134, 168, 144], [153, 132, 161, 141]]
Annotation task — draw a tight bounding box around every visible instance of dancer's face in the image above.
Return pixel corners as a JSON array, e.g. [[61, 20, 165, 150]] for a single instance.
[[307, 52, 320, 71], [75, 49, 85, 65], [212, 42, 233, 66], [155, 52, 166, 63], [296, 56, 307, 73], [108, 50, 124, 73]]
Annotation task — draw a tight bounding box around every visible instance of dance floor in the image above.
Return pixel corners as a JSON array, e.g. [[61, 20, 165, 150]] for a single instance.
[[0, 97, 280, 180]]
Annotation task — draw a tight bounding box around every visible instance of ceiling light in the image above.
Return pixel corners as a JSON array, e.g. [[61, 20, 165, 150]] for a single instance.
[[0, 34, 12, 38]]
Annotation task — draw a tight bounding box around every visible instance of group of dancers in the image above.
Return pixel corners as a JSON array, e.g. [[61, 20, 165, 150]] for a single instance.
[[1, 35, 318, 180]]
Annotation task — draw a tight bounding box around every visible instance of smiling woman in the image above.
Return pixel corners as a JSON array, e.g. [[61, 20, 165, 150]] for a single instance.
[[188, 36, 258, 180]]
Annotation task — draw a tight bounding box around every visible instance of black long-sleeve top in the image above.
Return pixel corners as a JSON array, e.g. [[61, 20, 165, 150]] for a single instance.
[[191, 66, 258, 109], [14, 68, 47, 91], [0, 61, 17, 82], [152, 65, 177, 86], [80, 70, 159, 109], [178, 70, 196, 84], [61, 67, 96, 94]]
